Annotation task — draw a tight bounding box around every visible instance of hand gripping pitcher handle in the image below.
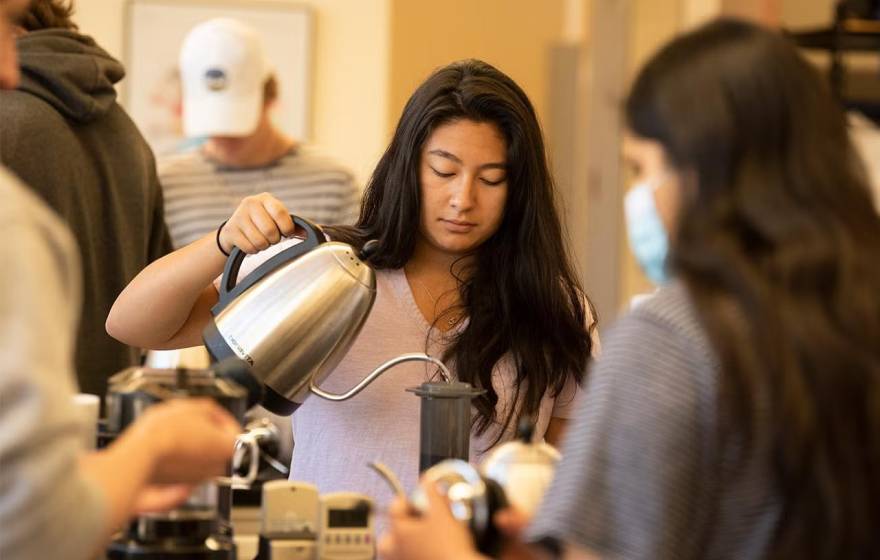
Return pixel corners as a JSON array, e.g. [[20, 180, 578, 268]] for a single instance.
[[215, 215, 326, 309]]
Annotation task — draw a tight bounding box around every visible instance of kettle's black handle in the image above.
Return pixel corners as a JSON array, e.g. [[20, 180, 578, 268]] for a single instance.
[[216, 215, 325, 308]]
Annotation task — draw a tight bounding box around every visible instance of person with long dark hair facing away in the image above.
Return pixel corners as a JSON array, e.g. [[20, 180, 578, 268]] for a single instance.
[[377, 18, 880, 560], [107, 59, 598, 517]]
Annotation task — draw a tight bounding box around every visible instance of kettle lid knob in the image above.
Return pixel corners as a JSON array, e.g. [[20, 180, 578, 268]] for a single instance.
[[516, 417, 535, 443], [358, 240, 380, 262]]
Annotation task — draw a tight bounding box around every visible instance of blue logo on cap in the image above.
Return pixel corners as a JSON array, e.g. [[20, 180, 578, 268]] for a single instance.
[[204, 68, 227, 91]]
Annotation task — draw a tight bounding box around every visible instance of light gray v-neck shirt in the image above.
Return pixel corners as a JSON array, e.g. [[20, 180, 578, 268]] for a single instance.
[[289, 268, 583, 509], [221, 239, 595, 534]]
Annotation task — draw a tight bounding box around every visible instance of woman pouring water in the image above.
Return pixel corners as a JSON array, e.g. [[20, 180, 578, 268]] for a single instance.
[[107, 59, 600, 513]]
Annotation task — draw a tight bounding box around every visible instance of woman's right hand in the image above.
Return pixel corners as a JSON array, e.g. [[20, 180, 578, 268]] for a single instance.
[[106, 192, 304, 350], [218, 192, 297, 255]]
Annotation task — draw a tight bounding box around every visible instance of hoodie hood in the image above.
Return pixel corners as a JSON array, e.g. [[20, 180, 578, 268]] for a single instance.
[[16, 29, 124, 124]]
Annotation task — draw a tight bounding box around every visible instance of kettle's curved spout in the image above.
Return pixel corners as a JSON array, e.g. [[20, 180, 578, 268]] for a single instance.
[[309, 353, 451, 401]]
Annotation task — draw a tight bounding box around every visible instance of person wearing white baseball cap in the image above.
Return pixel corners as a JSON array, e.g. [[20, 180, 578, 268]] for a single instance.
[[159, 17, 360, 250], [179, 17, 270, 138]]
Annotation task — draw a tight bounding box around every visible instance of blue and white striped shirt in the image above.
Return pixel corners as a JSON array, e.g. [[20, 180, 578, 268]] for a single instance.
[[158, 146, 361, 248]]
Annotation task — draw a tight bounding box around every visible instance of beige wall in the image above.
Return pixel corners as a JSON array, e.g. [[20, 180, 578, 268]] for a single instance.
[[388, 0, 565, 133], [71, 0, 391, 185], [301, 0, 390, 184], [722, 0, 780, 23], [781, 0, 834, 27]]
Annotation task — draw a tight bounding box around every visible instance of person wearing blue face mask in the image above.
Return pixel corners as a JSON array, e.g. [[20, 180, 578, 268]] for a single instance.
[[379, 18, 880, 560], [623, 173, 674, 286]]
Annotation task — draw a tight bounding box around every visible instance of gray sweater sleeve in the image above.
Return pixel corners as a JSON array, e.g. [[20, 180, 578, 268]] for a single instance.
[[526, 288, 719, 559], [0, 170, 107, 560]]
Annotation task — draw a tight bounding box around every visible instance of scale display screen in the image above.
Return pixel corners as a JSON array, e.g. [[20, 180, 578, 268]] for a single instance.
[[328, 507, 369, 528]]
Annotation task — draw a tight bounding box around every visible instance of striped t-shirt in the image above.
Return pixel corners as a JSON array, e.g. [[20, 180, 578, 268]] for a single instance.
[[527, 282, 781, 559], [158, 147, 361, 248]]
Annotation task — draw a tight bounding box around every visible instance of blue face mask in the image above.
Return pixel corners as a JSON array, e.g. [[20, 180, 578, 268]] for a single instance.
[[624, 180, 670, 285]]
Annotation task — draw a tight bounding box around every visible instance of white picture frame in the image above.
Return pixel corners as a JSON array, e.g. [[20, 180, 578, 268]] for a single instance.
[[123, 0, 313, 155]]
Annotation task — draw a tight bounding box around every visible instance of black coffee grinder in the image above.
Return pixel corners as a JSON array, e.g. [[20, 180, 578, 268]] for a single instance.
[[103, 359, 261, 560]]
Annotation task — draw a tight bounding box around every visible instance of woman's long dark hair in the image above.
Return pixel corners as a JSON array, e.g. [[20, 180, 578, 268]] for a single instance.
[[326, 59, 594, 442], [626, 19, 880, 558]]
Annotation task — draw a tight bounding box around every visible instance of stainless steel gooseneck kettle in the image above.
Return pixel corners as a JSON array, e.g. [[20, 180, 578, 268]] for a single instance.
[[203, 215, 449, 415]]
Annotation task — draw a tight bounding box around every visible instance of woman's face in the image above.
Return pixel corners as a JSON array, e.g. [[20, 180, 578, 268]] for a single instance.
[[622, 131, 684, 236], [418, 119, 509, 257]]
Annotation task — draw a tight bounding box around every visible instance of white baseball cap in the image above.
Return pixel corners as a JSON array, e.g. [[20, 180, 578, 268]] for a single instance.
[[179, 18, 270, 138]]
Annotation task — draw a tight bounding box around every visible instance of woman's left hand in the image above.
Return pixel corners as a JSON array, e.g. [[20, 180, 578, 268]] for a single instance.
[[377, 482, 486, 560]]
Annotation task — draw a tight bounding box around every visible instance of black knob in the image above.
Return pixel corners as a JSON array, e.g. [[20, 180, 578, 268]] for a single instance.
[[516, 417, 535, 443], [212, 357, 264, 410], [358, 239, 380, 262]]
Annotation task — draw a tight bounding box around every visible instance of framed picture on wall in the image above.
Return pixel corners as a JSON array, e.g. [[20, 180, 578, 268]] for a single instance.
[[123, 0, 313, 155]]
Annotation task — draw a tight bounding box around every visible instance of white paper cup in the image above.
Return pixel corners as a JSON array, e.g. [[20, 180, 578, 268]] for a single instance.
[[72, 393, 100, 450]]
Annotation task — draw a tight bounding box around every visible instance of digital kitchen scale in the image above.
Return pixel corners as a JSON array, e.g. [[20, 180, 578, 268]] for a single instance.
[[317, 492, 375, 560]]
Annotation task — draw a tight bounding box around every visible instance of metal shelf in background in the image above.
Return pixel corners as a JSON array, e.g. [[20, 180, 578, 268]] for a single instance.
[[788, 19, 880, 52], [786, 6, 880, 108]]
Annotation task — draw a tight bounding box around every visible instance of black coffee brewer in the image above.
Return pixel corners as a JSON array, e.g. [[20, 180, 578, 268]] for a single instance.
[[103, 358, 262, 560], [407, 381, 485, 472]]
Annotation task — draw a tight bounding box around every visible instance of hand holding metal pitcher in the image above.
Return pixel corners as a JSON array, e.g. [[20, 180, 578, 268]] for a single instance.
[[203, 216, 452, 415]]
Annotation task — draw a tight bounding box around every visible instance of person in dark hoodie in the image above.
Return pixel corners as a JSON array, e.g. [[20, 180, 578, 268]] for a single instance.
[[0, 0, 172, 398]]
